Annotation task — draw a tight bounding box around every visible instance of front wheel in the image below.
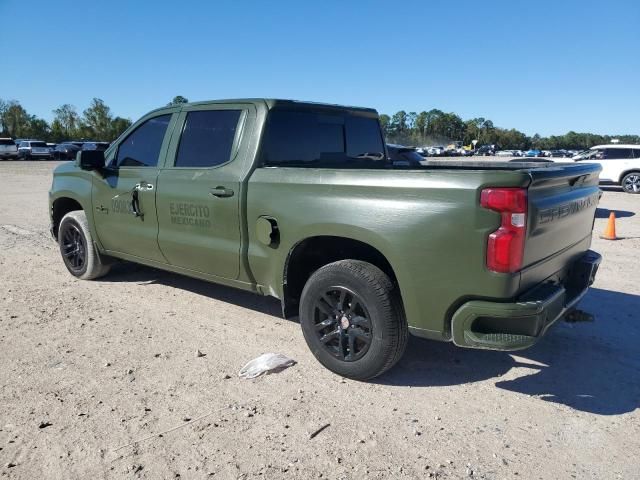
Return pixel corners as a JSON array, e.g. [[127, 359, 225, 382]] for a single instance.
[[621, 172, 640, 194], [299, 260, 408, 380], [58, 210, 111, 280]]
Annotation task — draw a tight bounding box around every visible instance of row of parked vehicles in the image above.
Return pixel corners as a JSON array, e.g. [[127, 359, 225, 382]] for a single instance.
[[0, 138, 109, 160], [417, 143, 580, 158], [417, 143, 640, 194]]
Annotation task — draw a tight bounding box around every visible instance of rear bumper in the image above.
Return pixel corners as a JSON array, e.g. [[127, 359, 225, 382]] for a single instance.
[[451, 250, 601, 351]]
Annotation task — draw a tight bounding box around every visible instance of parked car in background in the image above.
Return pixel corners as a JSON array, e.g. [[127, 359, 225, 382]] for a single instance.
[[82, 141, 110, 151], [573, 144, 640, 194], [474, 144, 497, 156], [549, 149, 570, 158], [17, 140, 53, 160], [0, 138, 18, 160], [427, 145, 445, 156], [386, 144, 424, 167], [495, 150, 515, 157], [53, 142, 83, 160], [525, 149, 544, 158]]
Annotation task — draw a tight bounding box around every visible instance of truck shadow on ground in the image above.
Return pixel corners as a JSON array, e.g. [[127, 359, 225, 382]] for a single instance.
[[103, 262, 283, 317], [595, 207, 635, 218], [378, 287, 639, 416], [104, 265, 638, 416]]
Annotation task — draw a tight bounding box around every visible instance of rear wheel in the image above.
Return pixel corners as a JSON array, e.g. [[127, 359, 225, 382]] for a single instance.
[[621, 172, 640, 194], [58, 210, 111, 280], [299, 260, 408, 380]]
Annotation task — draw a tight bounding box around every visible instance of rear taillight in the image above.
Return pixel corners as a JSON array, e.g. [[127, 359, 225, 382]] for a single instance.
[[480, 187, 527, 273]]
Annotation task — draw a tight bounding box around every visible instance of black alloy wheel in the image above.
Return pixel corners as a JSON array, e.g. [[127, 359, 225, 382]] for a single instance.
[[312, 286, 373, 362]]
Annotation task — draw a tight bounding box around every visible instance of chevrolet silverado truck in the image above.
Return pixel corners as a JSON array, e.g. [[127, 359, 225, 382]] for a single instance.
[[49, 99, 602, 380]]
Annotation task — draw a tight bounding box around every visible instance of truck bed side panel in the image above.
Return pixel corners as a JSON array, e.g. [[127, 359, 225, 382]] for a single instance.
[[246, 167, 531, 339]]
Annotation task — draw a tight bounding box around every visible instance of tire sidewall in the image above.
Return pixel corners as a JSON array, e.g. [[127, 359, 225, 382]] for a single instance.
[[58, 214, 90, 278], [300, 265, 394, 379]]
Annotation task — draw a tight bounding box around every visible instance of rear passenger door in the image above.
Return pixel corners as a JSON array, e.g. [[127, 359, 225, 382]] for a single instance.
[[156, 103, 254, 279]]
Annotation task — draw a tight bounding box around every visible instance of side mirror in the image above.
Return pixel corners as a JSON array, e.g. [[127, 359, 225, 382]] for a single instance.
[[78, 150, 105, 170]]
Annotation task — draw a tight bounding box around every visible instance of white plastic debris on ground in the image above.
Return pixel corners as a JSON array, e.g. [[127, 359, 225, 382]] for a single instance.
[[238, 353, 296, 379]]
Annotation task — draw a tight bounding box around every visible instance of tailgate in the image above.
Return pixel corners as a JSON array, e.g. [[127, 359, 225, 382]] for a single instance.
[[523, 162, 601, 269]]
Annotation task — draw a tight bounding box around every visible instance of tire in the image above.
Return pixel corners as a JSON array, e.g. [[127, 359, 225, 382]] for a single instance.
[[299, 260, 408, 380], [58, 210, 111, 280], [621, 172, 640, 194]]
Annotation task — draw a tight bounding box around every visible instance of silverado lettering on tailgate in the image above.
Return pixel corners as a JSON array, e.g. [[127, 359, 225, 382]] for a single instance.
[[538, 193, 599, 224]]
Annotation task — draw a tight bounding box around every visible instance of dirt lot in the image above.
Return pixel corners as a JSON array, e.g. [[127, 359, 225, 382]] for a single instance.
[[0, 161, 638, 480]]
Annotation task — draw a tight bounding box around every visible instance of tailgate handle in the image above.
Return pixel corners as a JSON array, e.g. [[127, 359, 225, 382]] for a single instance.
[[569, 174, 589, 187]]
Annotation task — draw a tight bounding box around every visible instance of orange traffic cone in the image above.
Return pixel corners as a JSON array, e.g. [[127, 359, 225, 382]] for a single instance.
[[600, 212, 618, 240]]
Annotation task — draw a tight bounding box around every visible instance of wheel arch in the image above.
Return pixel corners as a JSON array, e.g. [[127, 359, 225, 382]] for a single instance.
[[619, 169, 640, 184], [281, 235, 401, 318], [51, 196, 85, 240]]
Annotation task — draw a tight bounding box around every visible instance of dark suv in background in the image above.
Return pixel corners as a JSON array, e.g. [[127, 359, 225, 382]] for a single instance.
[[53, 142, 83, 160]]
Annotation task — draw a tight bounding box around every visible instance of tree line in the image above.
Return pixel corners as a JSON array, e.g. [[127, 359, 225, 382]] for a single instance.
[[0, 96, 189, 144], [1, 97, 637, 150], [380, 109, 639, 150]]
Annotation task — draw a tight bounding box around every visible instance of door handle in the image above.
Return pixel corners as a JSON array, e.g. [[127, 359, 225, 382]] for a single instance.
[[135, 182, 154, 191], [209, 186, 234, 198]]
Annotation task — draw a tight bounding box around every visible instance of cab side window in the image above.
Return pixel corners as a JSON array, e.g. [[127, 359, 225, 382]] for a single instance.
[[116, 114, 171, 167], [174, 110, 242, 168]]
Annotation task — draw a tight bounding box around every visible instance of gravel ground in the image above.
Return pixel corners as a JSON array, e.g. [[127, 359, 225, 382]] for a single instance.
[[0, 161, 638, 480]]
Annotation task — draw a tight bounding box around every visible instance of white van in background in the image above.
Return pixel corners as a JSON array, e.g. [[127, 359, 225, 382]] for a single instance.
[[573, 144, 640, 194]]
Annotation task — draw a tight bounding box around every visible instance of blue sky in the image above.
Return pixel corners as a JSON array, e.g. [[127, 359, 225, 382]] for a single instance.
[[1, 0, 638, 136]]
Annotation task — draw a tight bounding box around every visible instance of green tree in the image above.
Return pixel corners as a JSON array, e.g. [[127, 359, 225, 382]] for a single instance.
[[390, 110, 408, 136], [52, 104, 79, 139], [110, 116, 132, 140], [26, 117, 51, 139], [379, 114, 390, 136], [1, 101, 30, 138], [80, 98, 113, 140], [168, 95, 189, 106]]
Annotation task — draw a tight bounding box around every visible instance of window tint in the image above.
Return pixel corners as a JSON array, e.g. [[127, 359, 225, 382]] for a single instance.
[[261, 110, 385, 167], [174, 110, 241, 168], [0, 139, 14, 146], [116, 114, 171, 167], [603, 148, 633, 159], [31, 141, 47, 147], [633, 149, 640, 159]]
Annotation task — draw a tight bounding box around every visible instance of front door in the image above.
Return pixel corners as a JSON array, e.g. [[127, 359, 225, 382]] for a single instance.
[[156, 104, 253, 279], [92, 113, 175, 263]]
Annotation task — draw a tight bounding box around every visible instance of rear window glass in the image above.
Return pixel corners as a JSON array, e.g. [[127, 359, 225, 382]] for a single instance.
[[31, 142, 47, 147], [261, 110, 385, 167], [0, 139, 15, 146]]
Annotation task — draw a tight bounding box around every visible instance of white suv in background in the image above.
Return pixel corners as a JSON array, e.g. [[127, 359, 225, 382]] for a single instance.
[[17, 140, 53, 160], [573, 144, 640, 194], [0, 138, 18, 160]]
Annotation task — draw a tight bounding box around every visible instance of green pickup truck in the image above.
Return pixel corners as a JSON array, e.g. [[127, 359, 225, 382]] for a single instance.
[[49, 99, 602, 379]]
